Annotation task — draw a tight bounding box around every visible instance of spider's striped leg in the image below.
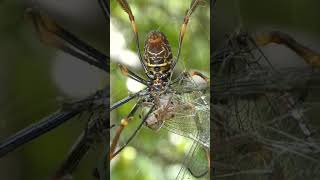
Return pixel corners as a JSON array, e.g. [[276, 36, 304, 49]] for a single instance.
[[170, 70, 209, 87], [115, 0, 147, 72], [118, 64, 149, 85], [109, 91, 149, 159], [109, 101, 141, 160], [98, 0, 109, 21], [190, 70, 210, 82], [97, 104, 154, 179], [171, 0, 206, 70], [111, 91, 142, 111], [26, 9, 108, 72], [0, 110, 81, 158], [252, 31, 320, 69], [110, 104, 154, 158], [0, 89, 103, 157]]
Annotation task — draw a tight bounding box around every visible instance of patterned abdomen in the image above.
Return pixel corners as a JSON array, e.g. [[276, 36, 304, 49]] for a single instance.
[[144, 30, 173, 80]]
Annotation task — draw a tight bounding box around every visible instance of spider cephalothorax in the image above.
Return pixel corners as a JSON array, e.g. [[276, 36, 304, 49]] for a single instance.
[[144, 30, 173, 91]]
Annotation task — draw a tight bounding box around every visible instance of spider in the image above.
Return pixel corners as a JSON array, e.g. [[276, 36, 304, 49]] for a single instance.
[[0, 0, 210, 179], [110, 0, 210, 179]]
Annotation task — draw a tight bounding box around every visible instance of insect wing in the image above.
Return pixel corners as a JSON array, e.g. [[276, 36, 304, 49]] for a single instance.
[[162, 80, 210, 180], [164, 74, 210, 148], [163, 90, 210, 148], [212, 31, 320, 178], [175, 139, 209, 180]]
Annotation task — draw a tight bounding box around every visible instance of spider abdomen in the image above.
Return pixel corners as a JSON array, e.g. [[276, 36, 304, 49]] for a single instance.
[[144, 30, 173, 81]]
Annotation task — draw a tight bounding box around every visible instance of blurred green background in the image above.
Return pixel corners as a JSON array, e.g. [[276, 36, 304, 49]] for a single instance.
[[110, 0, 209, 180]]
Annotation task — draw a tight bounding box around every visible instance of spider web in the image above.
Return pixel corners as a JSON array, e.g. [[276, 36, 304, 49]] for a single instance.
[[110, 0, 210, 180], [212, 1, 320, 179]]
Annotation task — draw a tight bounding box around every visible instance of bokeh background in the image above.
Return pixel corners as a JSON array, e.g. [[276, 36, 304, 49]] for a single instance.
[[110, 0, 209, 180], [0, 0, 106, 179]]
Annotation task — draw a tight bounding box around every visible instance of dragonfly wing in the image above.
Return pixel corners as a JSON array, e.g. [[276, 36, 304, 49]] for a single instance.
[[160, 90, 210, 180], [175, 135, 209, 180], [163, 90, 210, 148]]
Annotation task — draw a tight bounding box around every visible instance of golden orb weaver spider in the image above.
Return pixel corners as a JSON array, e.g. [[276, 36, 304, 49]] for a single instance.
[[110, 0, 210, 179]]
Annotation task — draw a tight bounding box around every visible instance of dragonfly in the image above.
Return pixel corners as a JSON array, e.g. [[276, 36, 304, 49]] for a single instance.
[[212, 1, 320, 178]]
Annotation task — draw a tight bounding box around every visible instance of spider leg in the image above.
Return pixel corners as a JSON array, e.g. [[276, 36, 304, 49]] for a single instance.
[[190, 70, 210, 82], [110, 104, 155, 158], [118, 64, 149, 85], [101, 104, 153, 179], [0, 110, 81, 158], [0, 90, 104, 158], [111, 93, 137, 111], [111, 89, 148, 111], [115, 0, 148, 72], [26, 9, 108, 72], [51, 129, 92, 180], [51, 111, 110, 180], [109, 101, 142, 160], [252, 31, 320, 69], [169, 70, 209, 87], [98, 0, 109, 21], [171, 0, 206, 70]]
